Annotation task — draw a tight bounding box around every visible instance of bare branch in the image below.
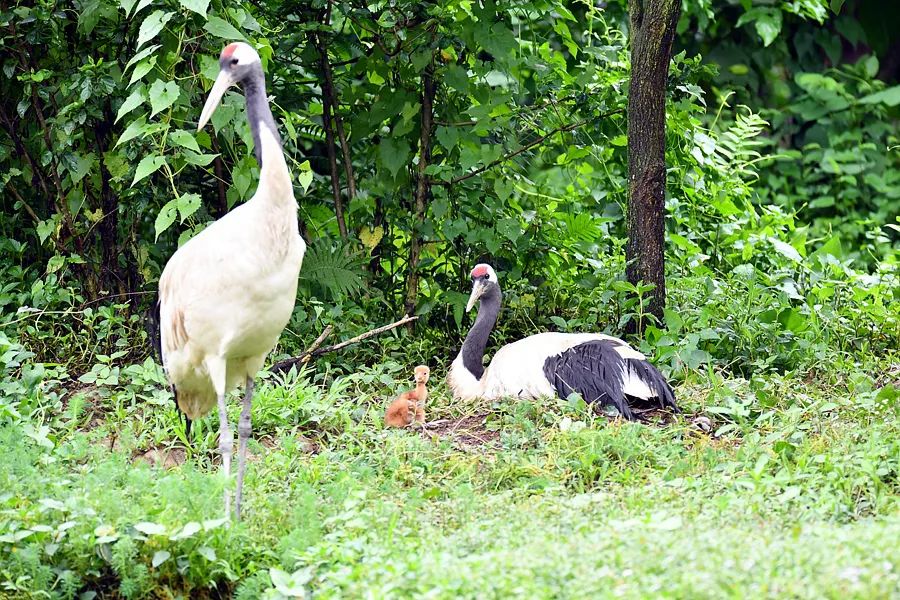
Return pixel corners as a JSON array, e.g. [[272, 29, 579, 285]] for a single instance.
[[440, 108, 624, 186], [269, 316, 418, 374]]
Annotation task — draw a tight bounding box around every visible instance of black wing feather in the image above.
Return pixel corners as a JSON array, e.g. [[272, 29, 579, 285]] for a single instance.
[[146, 297, 163, 363], [543, 340, 676, 420], [145, 296, 191, 438], [543, 340, 634, 419], [626, 357, 678, 412]]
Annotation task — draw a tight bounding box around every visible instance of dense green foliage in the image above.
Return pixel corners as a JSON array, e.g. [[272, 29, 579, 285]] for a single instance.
[[1, 0, 898, 596], [1, 0, 897, 373]]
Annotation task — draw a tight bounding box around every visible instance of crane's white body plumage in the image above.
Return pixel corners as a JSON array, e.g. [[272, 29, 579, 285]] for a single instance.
[[157, 42, 305, 520], [159, 124, 304, 419], [448, 332, 653, 401], [447, 263, 676, 419]]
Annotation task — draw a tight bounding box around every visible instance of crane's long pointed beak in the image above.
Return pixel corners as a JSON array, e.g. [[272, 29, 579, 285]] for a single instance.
[[466, 282, 485, 312], [197, 70, 235, 131]]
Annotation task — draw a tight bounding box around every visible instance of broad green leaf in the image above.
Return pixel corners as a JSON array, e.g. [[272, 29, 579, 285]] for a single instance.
[[297, 159, 313, 192], [137, 10, 173, 50], [170, 521, 201, 540], [155, 198, 178, 240], [182, 151, 218, 166], [436, 126, 459, 150], [122, 0, 153, 17], [149, 80, 180, 117], [129, 57, 157, 86], [36, 218, 56, 244], [737, 8, 782, 47], [124, 44, 159, 73], [202, 518, 228, 531], [168, 129, 201, 153], [152, 550, 170, 567], [496, 217, 521, 243], [134, 0, 153, 15], [778, 308, 808, 333], [754, 11, 782, 46], [133, 522, 166, 535], [119, 0, 138, 14], [232, 156, 255, 198], [769, 238, 802, 263], [814, 235, 843, 258], [199, 54, 219, 82], [178, 0, 210, 18], [204, 16, 245, 41], [66, 153, 95, 184], [858, 85, 900, 107], [378, 138, 409, 177], [78, 0, 104, 35], [115, 115, 149, 147], [131, 155, 166, 186], [116, 86, 146, 123], [176, 193, 201, 223], [444, 65, 469, 92], [196, 546, 216, 561], [481, 23, 517, 57], [269, 568, 291, 591], [864, 55, 879, 78]]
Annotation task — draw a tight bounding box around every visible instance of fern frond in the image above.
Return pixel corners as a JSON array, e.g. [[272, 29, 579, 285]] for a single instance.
[[709, 106, 769, 181], [299, 240, 367, 299]]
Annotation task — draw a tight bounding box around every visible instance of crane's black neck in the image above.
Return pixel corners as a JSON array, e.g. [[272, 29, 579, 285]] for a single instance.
[[241, 65, 281, 168], [461, 285, 502, 380]]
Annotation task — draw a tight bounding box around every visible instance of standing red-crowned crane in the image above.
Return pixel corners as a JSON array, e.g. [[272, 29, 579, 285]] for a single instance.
[[154, 42, 305, 520], [448, 264, 677, 419]]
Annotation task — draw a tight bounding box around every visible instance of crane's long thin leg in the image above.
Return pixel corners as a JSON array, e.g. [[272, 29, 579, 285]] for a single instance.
[[234, 376, 254, 521], [207, 357, 232, 521], [216, 392, 233, 520]]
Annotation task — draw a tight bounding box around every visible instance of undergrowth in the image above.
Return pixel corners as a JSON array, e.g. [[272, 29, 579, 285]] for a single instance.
[[1, 358, 898, 598]]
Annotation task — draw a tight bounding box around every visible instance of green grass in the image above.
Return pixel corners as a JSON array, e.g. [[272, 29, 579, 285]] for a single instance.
[[1, 359, 898, 598]]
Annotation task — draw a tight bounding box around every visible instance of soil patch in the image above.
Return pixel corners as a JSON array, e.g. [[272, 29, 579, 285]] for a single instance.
[[133, 445, 187, 469], [421, 413, 500, 450]]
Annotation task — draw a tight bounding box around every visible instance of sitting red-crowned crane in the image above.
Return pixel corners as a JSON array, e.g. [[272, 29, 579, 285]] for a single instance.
[[154, 42, 305, 520], [448, 264, 677, 419]]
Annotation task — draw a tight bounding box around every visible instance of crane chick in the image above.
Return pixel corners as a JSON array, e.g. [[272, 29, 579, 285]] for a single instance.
[[384, 365, 430, 428]]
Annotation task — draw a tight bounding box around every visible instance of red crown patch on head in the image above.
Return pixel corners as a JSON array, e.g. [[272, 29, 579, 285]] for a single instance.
[[471, 265, 488, 278], [221, 43, 240, 60]]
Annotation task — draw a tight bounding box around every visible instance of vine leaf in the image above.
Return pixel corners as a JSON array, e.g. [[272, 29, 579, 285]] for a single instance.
[[136, 10, 173, 50], [178, 0, 210, 19], [132, 155, 166, 187], [168, 130, 201, 153], [149, 80, 180, 117], [204, 16, 245, 41]]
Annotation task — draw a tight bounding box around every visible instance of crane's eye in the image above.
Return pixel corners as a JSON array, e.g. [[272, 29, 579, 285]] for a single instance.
[[230, 58, 239, 66]]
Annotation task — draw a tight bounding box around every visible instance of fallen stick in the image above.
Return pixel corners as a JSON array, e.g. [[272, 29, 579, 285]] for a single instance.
[[269, 315, 418, 374], [299, 325, 334, 362]]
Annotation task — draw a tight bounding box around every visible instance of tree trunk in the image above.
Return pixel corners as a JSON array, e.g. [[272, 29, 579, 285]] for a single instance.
[[404, 62, 436, 323], [312, 31, 348, 239], [626, 0, 680, 333], [94, 101, 127, 297]]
